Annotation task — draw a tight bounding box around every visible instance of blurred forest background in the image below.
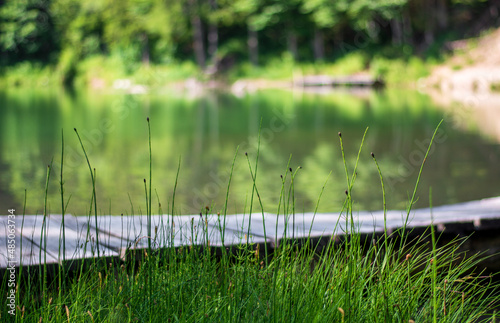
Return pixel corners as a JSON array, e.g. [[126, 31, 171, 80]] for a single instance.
[[0, 0, 499, 87]]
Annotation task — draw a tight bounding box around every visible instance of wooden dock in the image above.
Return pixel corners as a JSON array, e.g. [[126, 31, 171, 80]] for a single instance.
[[294, 75, 385, 88], [1, 196, 500, 269]]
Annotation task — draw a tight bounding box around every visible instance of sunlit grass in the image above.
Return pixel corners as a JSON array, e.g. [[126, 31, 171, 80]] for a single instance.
[[1, 120, 499, 322], [0, 49, 432, 90]]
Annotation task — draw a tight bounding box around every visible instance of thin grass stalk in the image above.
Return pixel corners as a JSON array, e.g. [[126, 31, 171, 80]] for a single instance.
[[92, 168, 103, 265], [221, 147, 239, 247], [245, 129, 261, 245], [17, 189, 27, 319], [321, 194, 349, 265], [237, 124, 263, 321], [275, 157, 292, 246], [244, 152, 267, 259], [370, 152, 388, 250], [58, 129, 65, 316], [166, 157, 181, 305], [280, 167, 298, 318], [429, 188, 438, 322], [338, 134, 352, 321], [338, 132, 351, 255], [403, 120, 443, 236], [76, 189, 94, 300], [147, 117, 153, 322], [41, 162, 52, 319], [171, 157, 181, 248], [243, 123, 264, 271], [338, 129, 368, 321], [372, 228, 391, 319], [143, 179, 148, 219], [272, 159, 291, 321], [304, 171, 331, 251], [282, 164, 296, 252], [147, 117, 152, 251], [313, 172, 331, 227], [364, 135, 397, 320], [60, 131, 66, 265], [74, 128, 100, 258], [290, 169, 301, 318], [204, 205, 210, 249], [338, 132, 350, 193], [285, 167, 298, 242], [347, 127, 368, 232]]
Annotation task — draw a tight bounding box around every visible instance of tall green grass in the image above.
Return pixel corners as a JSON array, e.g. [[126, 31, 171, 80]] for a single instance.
[[1, 120, 499, 322]]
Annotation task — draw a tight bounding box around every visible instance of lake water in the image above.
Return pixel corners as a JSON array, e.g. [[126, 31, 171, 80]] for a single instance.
[[1, 87, 499, 216]]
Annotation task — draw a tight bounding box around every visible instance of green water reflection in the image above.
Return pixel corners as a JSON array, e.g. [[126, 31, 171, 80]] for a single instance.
[[1, 88, 499, 216]]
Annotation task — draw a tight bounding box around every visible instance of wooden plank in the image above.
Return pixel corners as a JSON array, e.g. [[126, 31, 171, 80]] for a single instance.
[[0, 216, 58, 268], [221, 212, 369, 245], [89, 214, 269, 250], [48, 215, 119, 259], [87, 214, 198, 250], [26, 215, 119, 263], [1, 196, 500, 269], [0, 215, 119, 268], [0, 215, 60, 267]]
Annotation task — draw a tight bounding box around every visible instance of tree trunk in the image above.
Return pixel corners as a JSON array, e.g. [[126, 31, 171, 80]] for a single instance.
[[491, 0, 500, 18], [391, 18, 403, 46], [248, 26, 258, 66], [491, 0, 499, 19], [208, 0, 218, 60], [436, 0, 448, 30], [189, 0, 205, 69], [142, 32, 150, 65], [424, 0, 435, 46], [403, 11, 413, 47], [424, 27, 434, 46], [313, 28, 324, 61], [287, 30, 298, 60]]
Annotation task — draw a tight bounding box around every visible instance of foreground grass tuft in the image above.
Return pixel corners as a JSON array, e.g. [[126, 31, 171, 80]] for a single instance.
[[1, 120, 498, 322]]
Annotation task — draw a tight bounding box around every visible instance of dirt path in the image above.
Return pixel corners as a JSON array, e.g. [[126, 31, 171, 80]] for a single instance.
[[424, 28, 500, 142], [426, 28, 500, 93]]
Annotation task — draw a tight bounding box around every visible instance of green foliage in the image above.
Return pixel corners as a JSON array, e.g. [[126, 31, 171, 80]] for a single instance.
[[328, 51, 368, 74], [101, 0, 183, 61], [0, 61, 58, 87], [0, 0, 58, 62], [69, 55, 200, 88], [229, 52, 297, 80], [132, 61, 200, 85], [0, 0, 495, 85], [371, 56, 430, 85], [301, 0, 348, 28]]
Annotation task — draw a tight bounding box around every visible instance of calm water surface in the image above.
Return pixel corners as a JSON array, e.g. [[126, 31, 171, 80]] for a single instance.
[[1, 87, 499, 216]]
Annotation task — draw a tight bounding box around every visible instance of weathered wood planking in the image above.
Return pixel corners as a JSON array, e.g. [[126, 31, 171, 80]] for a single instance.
[[1, 196, 499, 269], [0, 215, 119, 268], [0, 216, 58, 268]]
